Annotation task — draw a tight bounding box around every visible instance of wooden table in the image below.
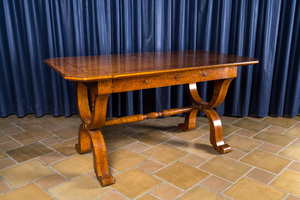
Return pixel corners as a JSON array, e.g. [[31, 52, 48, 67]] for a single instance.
[[44, 50, 258, 186]]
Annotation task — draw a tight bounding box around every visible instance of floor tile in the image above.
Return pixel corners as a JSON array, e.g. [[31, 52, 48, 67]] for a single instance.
[[1, 115, 300, 199], [0, 133, 11, 144], [50, 138, 78, 156], [126, 119, 173, 132], [6, 142, 52, 163], [200, 175, 232, 193], [220, 116, 241, 124], [200, 156, 251, 182], [167, 128, 207, 141], [288, 161, 300, 173], [99, 191, 128, 200], [284, 125, 300, 138], [265, 125, 287, 134], [137, 160, 164, 173], [257, 143, 283, 154], [0, 152, 6, 159], [0, 120, 15, 130], [0, 140, 21, 151], [241, 150, 291, 174], [246, 168, 276, 184], [262, 117, 297, 128], [196, 116, 209, 123], [48, 174, 111, 200], [155, 116, 184, 126], [101, 124, 127, 135], [49, 116, 81, 127], [286, 195, 300, 200], [50, 155, 93, 179], [39, 152, 65, 165], [224, 177, 286, 200], [142, 144, 187, 165], [51, 125, 78, 139], [108, 148, 147, 172], [279, 145, 300, 162], [38, 120, 63, 132], [131, 129, 171, 146], [41, 136, 63, 146], [117, 127, 140, 137], [253, 131, 295, 147], [180, 138, 219, 159], [150, 183, 183, 200], [0, 158, 16, 170], [232, 118, 269, 132], [0, 180, 10, 194], [155, 161, 209, 190], [164, 137, 189, 148], [177, 185, 229, 200], [271, 170, 300, 197], [245, 116, 265, 122], [235, 128, 257, 137], [104, 133, 136, 151], [225, 134, 261, 152], [0, 159, 53, 188], [180, 154, 207, 167], [1, 127, 24, 136], [111, 168, 162, 199], [11, 128, 52, 145], [36, 173, 67, 190], [201, 124, 239, 136], [0, 183, 53, 200], [294, 138, 300, 146], [126, 142, 151, 153], [223, 148, 246, 160], [137, 193, 159, 200]]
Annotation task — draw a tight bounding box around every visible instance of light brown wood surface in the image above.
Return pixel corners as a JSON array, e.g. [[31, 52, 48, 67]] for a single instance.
[[44, 50, 258, 81]]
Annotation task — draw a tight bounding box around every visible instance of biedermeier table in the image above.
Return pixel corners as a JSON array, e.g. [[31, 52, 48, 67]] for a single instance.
[[44, 50, 258, 186]]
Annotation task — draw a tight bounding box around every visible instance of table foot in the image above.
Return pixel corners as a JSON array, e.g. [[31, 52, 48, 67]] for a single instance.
[[214, 144, 231, 154], [178, 109, 198, 131], [98, 174, 114, 187], [76, 124, 91, 154]]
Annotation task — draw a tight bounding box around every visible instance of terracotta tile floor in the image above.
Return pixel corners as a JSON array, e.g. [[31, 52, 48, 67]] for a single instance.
[[0, 114, 300, 200]]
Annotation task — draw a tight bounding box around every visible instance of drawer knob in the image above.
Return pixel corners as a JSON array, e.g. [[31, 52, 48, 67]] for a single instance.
[[144, 80, 149, 85], [174, 75, 179, 80], [202, 73, 207, 77]]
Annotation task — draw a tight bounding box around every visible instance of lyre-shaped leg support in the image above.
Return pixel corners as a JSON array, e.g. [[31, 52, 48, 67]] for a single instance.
[[74, 82, 114, 186], [179, 78, 234, 153]]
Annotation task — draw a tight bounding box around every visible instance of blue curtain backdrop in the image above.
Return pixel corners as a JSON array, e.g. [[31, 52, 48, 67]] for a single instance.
[[0, 0, 299, 118]]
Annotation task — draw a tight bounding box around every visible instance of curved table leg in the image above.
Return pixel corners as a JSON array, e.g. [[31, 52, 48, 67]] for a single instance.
[[202, 108, 231, 153], [180, 79, 234, 154], [89, 130, 114, 186], [178, 109, 198, 131], [74, 82, 114, 186], [75, 124, 91, 154]]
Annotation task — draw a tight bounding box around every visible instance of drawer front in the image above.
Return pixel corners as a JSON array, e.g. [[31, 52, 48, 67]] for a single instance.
[[111, 66, 237, 93]]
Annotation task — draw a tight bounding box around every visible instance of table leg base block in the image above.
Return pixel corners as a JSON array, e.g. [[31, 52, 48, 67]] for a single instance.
[[178, 123, 193, 131], [214, 144, 231, 154], [75, 124, 92, 154], [97, 174, 114, 186], [75, 144, 91, 154]]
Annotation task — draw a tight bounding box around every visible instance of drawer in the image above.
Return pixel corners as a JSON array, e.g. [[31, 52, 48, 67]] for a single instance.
[[111, 66, 237, 93]]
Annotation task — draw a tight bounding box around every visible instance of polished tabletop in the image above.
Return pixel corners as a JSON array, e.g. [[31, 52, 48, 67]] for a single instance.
[[44, 50, 258, 81]]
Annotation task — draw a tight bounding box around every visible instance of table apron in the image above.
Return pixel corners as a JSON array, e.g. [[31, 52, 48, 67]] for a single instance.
[[96, 66, 237, 94]]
